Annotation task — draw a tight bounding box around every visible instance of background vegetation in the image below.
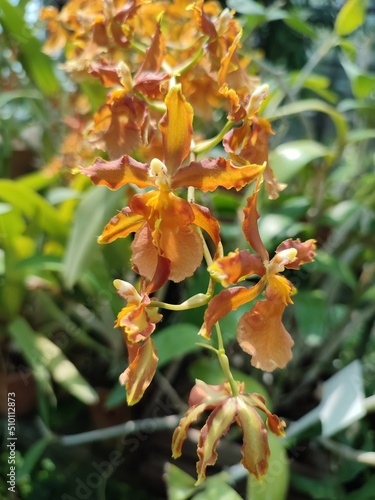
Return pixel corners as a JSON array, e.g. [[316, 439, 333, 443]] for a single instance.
[[1, 0, 375, 498]]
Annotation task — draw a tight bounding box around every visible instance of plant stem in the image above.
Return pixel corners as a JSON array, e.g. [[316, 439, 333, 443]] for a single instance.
[[151, 292, 210, 311], [58, 414, 182, 447], [215, 323, 239, 397], [192, 119, 234, 155], [318, 437, 375, 467], [290, 33, 339, 98]]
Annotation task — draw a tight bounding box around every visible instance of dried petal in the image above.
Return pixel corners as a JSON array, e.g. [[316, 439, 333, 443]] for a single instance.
[[236, 397, 270, 479], [242, 393, 286, 437], [188, 379, 230, 407], [119, 338, 158, 406], [196, 399, 237, 485], [172, 403, 209, 459]]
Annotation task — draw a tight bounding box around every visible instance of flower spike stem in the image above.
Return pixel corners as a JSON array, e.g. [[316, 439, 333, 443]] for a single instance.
[[192, 120, 234, 156], [151, 292, 211, 311], [215, 323, 239, 397]]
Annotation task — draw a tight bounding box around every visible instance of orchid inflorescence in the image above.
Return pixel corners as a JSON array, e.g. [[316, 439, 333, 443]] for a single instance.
[[42, 0, 316, 484]]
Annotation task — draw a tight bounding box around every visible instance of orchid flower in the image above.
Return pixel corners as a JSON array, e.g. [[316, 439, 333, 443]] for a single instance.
[[82, 85, 264, 290]]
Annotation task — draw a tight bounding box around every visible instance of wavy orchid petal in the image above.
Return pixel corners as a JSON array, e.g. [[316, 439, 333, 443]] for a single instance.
[[131, 224, 159, 279], [133, 21, 168, 98], [159, 85, 193, 175], [98, 208, 144, 244], [129, 190, 195, 229], [243, 393, 286, 437], [242, 190, 269, 261], [200, 282, 264, 339], [114, 279, 162, 343], [276, 238, 317, 270], [196, 398, 237, 485], [172, 403, 209, 459], [190, 203, 221, 258], [172, 157, 265, 192], [144, 255, 171, 295], [209, 249, 265, 287], [188, 379, 230, 407], [88, 93, 149, 158], [159, 225, 203, 282], [237, 299, 294, 372], [81, 155, 152, 190], [130, 191, 204, 283], [119, 337, 158, 406], [236, 397, 270, 479]]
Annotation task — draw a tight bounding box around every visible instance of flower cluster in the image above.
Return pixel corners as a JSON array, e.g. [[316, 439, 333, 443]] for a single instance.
[[42, 0, 316, 484]]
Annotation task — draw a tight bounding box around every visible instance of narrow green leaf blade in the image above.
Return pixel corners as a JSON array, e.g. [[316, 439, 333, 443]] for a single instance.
[[8, 317, 99, 405], [0, 0, 60, 95], [62, 186, 124, 288], [17, 437, 51, 480], [0, 180, 68, 240]]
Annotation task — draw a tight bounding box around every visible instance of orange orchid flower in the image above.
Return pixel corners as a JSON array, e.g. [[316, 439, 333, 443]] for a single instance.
[[114, 279, 162, 405], [172, 379, 285, 483], [200, 188, 316, 371], [82, 85, 264, 289]]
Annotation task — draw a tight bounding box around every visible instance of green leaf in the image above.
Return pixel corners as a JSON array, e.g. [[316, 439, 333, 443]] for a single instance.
[[269, 140, 330, 183], [314, 250, 357, 289], [347, 128, 375, 143], [0, 204, 26, 244], [62, 186, 124, 288], [294, 290, 329, 343], [283, 15, 316, 38], [345, 475, 375, 500], [291, 473, 343, 499], [0, 89, 42, 108], [17, 437, 51, 480], [79, 81, 108, 112], [247, 433, 289, 500], [8, 317, 99, 405], [227, 0, 265, 15], [164, 463, 197, 500], [0, 180, 68, 241], [105, 381, 126, 409], [0, 0, 60, 95], [268, 100, 348, 155], [18, 170, 60, 191], [335, 0, 367, 36], [194, 473, 243, 500], [340, 56, 375, 99], [154, 323, 203, 368]]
